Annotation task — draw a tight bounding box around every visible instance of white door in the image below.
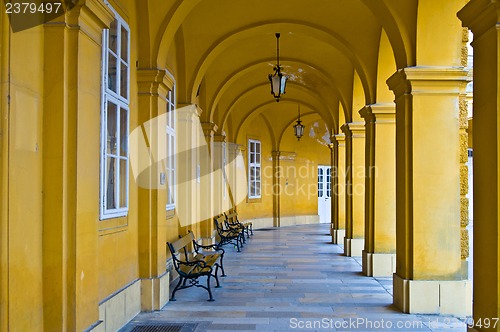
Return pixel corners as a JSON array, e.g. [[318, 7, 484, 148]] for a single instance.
[[318, 166, 332, 224]]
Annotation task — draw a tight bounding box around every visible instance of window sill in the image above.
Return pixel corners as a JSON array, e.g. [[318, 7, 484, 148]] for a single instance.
[[98, 216, 128, 235], [247, 196, 262, 203], [166, 208, 176, 219]]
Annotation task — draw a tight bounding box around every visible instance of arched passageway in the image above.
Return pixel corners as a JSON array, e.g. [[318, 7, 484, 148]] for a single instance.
[[2, 0, 498, 331]]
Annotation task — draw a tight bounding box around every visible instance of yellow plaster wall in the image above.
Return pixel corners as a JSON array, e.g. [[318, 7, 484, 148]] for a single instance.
[[7, 26, 44, 330], [416, 0, 464, 66], [236, 114, 330, 223], [376, 30, 396, 103], [351, 72, 365, 122], [280, 118, 331, 218], [236, 115, 273, 220]]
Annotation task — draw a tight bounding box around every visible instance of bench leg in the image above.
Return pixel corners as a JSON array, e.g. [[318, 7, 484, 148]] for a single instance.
[[219, 255, 227, 277], [170, 276, 184, 301], [206, 275, 215, 301], [214, 265, 221, 288]]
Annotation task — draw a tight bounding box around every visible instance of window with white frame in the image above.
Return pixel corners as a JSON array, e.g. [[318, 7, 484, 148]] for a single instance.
[[166, 88, 176, 210], [100, 6, 130, 219], [248, 139, 261, 199]]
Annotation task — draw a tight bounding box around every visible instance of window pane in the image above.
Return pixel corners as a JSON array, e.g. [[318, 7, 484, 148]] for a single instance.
[[107, 102, 117, 155], [166, 134, 170, 160], [119, 159, 127, 208], [120, 61, 128, 99], [256, 143, 260, 154], [250, 152, 255, 164], [108, 54, 117, 93], [255, 167, 260, 182], [109, 20, 118, 54], [256, 151, 260, 164], [106, 157, 117, 209], [120, 108, 128, 157], [120, 25, 128, 62], [256, 183, 260, 197]]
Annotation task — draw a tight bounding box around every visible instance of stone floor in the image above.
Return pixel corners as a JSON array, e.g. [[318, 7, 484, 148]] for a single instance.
[[121, 224, 468, 331]]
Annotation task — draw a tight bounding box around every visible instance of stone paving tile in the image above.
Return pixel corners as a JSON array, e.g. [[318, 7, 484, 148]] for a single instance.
[[121, 224, 467, 332]]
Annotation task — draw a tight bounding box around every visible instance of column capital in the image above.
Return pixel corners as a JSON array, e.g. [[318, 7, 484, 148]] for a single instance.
[[333, 133, 345, 142], [341, 122, 365, 138], [387, 67, 471, 99], [227, 142, 243, 152], [359, 103, 396, 124], [458, 0, 500, 37], [176, 104, 201, 123], [137, 69, 174, 95], [271, 151, 296, 161], [201, 122, 218, 138], [213, 133, 227, 143]]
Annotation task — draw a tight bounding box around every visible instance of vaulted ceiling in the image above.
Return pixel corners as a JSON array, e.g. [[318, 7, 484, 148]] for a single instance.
[[138, 0, 463, 142]]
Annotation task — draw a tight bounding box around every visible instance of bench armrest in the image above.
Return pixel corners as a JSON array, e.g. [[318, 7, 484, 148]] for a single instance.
[[193, 242, 225, 254]]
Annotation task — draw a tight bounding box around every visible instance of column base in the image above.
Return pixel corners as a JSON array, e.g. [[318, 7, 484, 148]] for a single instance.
[[362, 251, 395, 277], [344, 238, 364, 257], [141, 272, 170, 311], [331, 229, 345, 245], [393, 274, 471, 317]]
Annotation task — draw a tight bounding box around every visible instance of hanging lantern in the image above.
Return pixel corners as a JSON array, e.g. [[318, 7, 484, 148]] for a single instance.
[[294, 104, 305, 140], [268, 33, 288, 102]]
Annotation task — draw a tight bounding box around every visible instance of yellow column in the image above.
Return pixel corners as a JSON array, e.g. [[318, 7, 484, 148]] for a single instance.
[[360, 104, 396, 277], [212, 133, 226, 216], [341, 123, 365, 256], [459, 1, 500, 327], [272, 151, 281, 227], [0, 9, 8, 331], [200, 122, 217, 241], [41, 2, 113, 330], [176, 104, 201, 233], [387, 67, 471, 316], [136, 69, 173, 311], [227, 142, 239, 206], [330, 134, 346, 244]]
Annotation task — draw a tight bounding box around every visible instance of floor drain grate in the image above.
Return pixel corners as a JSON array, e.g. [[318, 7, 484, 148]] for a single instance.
[[130, 324, 194, 332]]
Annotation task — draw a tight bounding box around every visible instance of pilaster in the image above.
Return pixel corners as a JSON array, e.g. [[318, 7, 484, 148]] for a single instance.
[[272, 151, 281, 227], [176, 104, 201, 231], [196, 122, 218, 240], [212, 132, 227, 235], [458, 0, 500, 326], [341, 123, 365, 257], [360, 104, 396, 277], [226, 143, 240, 206], [136, 68, 172, 312], [40, 3, 114, 330], [387, 66, 471, 316], [330, 134, 345, 244]]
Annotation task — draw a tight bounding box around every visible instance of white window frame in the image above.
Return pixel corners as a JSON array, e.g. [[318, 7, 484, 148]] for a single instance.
[[166, 85, 176, 211], [248, 139, 261, 199], [99, 4, 130, 220]]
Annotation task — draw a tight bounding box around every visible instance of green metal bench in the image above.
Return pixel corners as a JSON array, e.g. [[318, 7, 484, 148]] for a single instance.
[[225, 210, 253, 240], [167, 231, 224, 301], [214, 214, 244, 252]]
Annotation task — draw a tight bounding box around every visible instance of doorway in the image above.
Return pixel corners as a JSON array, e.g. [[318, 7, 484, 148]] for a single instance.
[[318, 166, 331, 224]]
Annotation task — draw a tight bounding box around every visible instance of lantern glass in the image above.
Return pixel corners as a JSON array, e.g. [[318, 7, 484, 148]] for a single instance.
[[270, 73, 281, 96], [280, 75, 287, 94], [294, 121, 305, 140]]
